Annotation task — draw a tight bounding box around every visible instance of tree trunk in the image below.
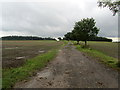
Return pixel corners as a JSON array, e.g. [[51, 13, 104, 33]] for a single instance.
[[85, 40, 87, 46], [77, 41, 79, 45]]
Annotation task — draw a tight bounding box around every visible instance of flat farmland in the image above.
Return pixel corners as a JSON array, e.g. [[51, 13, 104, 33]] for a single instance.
[[2, 40, 63, 68], [87, 41, 119, 59]]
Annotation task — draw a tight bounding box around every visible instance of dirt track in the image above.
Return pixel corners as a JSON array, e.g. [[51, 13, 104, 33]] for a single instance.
[[14, 43, 118, 88]]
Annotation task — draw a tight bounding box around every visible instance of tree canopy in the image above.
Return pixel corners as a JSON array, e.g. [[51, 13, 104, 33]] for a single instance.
[[74, 18, 99, 45], [64, 18, 100, 45], [98, 0, 120, 16]]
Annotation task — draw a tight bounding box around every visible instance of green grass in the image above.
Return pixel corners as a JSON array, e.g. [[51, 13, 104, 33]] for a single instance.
[[76, 45, 119, 69], [2, 49, 59, 88], [79, 41, 118, 59]]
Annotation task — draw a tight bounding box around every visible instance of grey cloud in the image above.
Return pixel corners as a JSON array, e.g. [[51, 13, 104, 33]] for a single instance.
[[1, 0, 118, 38]]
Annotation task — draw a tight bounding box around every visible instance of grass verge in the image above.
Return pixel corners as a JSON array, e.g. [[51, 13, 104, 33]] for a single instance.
[[2, 49, 59, 89], [76, 45, 119, 70]]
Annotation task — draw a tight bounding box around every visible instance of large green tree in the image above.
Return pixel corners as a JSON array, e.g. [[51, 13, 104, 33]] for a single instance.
[[73, 18, 99, 46], [98, 0, 120, 16]]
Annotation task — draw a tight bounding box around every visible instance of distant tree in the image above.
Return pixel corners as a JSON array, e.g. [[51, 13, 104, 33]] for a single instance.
[[64, 32, 73, 41], [88, 36, 112, 42], [2, 36, 55, 40], [98, 0, 120, 16], [71, 30, 81, 44], [58, 37, 62, 40], [73, 18, 99, 46], [64, 33, 69, 41]]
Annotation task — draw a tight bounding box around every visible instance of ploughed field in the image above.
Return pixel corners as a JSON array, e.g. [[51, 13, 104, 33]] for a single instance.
[[87, 41, 119, 59], [2, 40, 63, 68]]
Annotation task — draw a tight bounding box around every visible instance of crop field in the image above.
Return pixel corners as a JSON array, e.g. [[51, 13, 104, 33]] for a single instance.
[[87, 41, 118, 59], [2, 40, 63, 68]]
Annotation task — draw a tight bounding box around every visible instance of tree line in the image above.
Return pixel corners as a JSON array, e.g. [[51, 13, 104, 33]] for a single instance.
[[64, 18, 112, 45], [64, 35, 112, 42], [1, 36, 56, 40]]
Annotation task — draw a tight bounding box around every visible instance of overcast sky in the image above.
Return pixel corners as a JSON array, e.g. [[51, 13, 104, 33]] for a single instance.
[[0, 0, 119, 38]]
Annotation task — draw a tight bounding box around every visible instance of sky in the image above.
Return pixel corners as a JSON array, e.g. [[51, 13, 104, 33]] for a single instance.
[[0, 0, 119, 38]]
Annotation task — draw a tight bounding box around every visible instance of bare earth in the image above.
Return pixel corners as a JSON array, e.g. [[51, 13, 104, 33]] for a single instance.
[[14, 43, 118, 88]]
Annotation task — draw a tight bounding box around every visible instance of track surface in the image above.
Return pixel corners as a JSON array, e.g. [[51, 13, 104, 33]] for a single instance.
[[14, 43, 118, 88]]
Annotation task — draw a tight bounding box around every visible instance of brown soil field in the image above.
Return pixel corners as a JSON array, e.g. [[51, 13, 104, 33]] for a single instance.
[[2, 40, 63, 68]]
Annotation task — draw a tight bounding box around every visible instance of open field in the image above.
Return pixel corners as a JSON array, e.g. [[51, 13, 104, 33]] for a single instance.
[[87, 41, 118, 59], [2, 40, 63, 68]]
